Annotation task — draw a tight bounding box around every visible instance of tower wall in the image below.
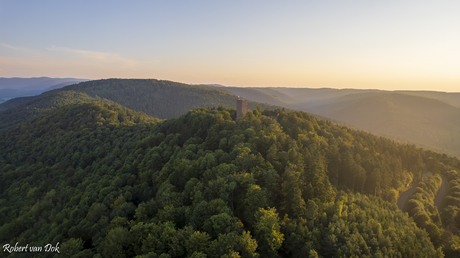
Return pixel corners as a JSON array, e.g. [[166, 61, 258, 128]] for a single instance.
[[236, 99, 248, 121]]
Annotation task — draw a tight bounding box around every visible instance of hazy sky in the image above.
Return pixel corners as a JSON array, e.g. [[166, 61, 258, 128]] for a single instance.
[[1, 1, 459, 91]]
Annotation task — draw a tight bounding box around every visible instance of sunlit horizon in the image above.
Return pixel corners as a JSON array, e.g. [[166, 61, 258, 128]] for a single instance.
[[1, 1, 460, 92]]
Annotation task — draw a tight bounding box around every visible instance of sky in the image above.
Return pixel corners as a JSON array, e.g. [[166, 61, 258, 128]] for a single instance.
[[1, 0, 459, 92]]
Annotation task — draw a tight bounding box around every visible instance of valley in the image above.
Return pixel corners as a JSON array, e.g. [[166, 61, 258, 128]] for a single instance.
[[213, 86, 460, 157]]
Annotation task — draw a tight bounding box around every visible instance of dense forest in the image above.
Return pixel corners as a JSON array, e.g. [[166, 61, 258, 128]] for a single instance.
[[1, 97, 460, 257], [0, 91, 114, 131], [0, 79, 277, 135], [0, 79, 275, 133]]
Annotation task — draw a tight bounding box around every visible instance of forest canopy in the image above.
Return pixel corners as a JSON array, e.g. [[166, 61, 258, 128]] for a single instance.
[[1, 100, 459, 257]]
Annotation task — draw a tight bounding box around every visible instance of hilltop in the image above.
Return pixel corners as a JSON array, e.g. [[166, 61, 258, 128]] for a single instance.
[[61, 79, 276, 119], [0, 79, 278, 131]]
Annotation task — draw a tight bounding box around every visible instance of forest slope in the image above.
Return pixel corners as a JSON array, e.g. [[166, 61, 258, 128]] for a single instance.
[[61, 79, 276, 119], [0, 90, 113, 131], [0, 79, 278, 131], [214, 86, 293, 108], [2, 102, 460, 256], [320, 93, 460, 156]]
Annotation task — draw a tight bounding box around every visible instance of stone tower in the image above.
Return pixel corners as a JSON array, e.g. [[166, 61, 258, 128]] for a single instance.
[[236, 98, 248, 122]]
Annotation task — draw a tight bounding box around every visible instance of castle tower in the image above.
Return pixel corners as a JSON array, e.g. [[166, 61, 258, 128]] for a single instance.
[[236, 98, 248, 122]]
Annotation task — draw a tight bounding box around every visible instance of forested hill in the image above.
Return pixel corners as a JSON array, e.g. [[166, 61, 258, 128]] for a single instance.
[[60, 79, 276, 119], [0, 79, 277, 131], [0, 90, 114, 131], [2, 101, 460, 257]]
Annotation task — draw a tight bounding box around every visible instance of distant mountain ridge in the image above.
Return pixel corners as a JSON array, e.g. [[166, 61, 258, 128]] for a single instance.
[[0, 77, 89, 103], [0, 77, 89, 90], [326, 93, 460, 153], [198, 85, 460, 156]]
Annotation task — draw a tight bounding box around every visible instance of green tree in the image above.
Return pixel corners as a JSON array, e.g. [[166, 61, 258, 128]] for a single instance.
[[186, 231, 211, 255], [306, 200, 318, 229], [254, 208, 284, 258], [281, 164, 306, 218], [101, 227, 129, 258]]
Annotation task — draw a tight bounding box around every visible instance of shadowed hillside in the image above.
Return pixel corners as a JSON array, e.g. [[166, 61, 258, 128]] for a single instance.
[[0, 79, 279, 131], [0, 91, 113, 131], [255, 88, 300, 103], [398, 91, 460, 108], [213, 86, 292, 108], [319, 93, 460, 156]]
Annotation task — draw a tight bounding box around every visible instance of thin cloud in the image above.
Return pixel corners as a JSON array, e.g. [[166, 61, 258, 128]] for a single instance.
[[0, 44, 143, 78], [46, 46, 137, 68], [0, 42, 28, 51], [1, 43, 160, 78], [0, 43, 37, 56]]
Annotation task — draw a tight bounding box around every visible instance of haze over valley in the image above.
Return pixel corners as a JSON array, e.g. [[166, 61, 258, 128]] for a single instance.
[[216, 85, 460, 157]]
